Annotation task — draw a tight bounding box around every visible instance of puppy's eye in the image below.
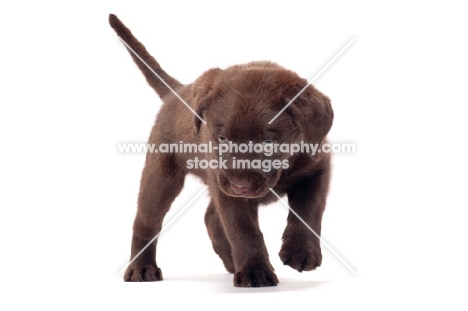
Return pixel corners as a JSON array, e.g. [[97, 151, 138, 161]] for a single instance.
[[218, 136, 228, 143], [263, 140, 275, 146]]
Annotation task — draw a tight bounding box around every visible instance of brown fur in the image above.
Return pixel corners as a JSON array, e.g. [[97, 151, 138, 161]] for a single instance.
[[109, 14, 333, 287]]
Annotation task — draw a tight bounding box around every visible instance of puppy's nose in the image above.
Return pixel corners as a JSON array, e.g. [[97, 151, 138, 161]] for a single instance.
[[230, 181, 251, 195]]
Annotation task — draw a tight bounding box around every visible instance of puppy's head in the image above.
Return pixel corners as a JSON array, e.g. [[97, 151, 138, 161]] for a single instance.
[[191, 62, 333, 198]]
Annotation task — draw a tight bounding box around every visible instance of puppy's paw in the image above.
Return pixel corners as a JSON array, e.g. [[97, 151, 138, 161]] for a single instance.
[[279, 240, 322, 272], [234, 269, 279, 287], [123, 261, 163, 282]]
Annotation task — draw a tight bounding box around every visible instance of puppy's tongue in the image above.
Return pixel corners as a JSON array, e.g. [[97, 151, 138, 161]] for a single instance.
[[230, 183, 249, 195]]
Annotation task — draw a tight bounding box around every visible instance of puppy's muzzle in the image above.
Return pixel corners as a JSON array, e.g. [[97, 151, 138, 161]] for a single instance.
[[218, 170, 268, 198]]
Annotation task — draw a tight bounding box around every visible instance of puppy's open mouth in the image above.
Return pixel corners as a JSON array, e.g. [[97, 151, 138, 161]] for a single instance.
[[230, 182, 250, 195], [218, 174, 268, 198]]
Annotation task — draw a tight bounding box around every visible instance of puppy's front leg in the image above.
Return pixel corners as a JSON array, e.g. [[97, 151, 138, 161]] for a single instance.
[[217, 194, 278, 287], [124, 154, 186, 282], [280, 167, 330, 272]]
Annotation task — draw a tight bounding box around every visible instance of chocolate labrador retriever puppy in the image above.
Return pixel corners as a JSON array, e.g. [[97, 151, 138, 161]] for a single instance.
[[109, 14, 333, 287]]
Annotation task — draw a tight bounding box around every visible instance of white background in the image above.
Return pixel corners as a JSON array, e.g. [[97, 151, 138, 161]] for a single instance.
[[1, 0, 467, 310]]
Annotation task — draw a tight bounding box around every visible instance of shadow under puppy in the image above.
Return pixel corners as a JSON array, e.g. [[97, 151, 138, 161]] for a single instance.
[[109, 14, 334, 287]]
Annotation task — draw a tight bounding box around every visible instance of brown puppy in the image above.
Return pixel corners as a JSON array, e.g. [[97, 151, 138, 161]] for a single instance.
[[109, 14, 333, 287]]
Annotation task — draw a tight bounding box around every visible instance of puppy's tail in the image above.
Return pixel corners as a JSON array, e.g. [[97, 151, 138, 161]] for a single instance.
[[109, 14, 182, 98]]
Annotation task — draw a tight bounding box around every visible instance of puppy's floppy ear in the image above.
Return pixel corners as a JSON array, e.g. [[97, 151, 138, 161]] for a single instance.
[[289, 86, 334, 145], [191, 68, 222, 135]]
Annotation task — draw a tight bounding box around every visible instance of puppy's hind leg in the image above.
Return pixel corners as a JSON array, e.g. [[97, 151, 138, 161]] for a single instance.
[[124, 153, 186, 282], [204, 200, 235, 273]]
